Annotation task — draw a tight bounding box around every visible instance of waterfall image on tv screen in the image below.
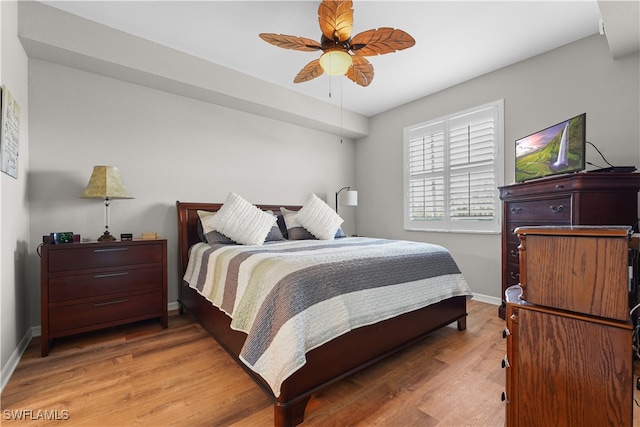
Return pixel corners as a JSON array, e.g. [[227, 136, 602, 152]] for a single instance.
[[515, 113, 586, 182]]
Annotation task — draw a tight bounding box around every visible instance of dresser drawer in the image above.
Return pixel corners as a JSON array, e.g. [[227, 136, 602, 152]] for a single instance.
[[49, 266, 163, 302], [518, 228, 630, 321], [505, 197, 571, 222], [48, 291, 162, 334], [48, 243, 163, 272]]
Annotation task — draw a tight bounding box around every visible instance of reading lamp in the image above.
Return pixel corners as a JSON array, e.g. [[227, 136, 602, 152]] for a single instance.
[[81, 166, 133, 241], [335, 186, 358, 215]]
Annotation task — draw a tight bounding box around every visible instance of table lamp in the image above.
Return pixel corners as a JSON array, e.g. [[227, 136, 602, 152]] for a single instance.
[[81, 166, 133, 241]]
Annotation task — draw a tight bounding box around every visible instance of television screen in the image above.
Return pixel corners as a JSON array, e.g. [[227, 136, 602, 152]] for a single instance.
[[515, 113, 586, 182]]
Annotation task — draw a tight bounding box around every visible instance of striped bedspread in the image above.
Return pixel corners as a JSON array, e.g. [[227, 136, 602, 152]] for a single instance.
[[183, 237, 472, 396]]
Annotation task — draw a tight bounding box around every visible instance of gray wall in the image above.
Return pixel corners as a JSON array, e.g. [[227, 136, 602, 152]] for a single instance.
[[355, 34, 640, 301], [1, 0, 30, 387], [26, 59, 357, 327]]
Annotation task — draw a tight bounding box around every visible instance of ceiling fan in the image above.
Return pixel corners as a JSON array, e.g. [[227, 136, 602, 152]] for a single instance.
[[259, 0, 415, 87]]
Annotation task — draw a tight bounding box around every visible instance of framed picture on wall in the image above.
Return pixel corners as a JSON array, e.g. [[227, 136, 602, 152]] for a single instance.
[[1, 85, 20, 179]]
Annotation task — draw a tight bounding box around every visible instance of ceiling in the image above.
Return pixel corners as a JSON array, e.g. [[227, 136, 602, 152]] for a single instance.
[[37, 1, 626, 117]]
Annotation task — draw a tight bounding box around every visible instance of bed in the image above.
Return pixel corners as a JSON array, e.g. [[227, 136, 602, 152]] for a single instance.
[[176, 201, 471, 426]]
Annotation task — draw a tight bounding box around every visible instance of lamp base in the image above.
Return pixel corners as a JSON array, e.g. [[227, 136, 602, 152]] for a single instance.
[[97, 231, 116, 242]]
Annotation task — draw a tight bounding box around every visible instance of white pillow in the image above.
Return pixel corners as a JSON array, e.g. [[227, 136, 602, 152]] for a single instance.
[[280, 207, 316, 240], [296, 194, 344, 240], [210, 193, 276, 245]]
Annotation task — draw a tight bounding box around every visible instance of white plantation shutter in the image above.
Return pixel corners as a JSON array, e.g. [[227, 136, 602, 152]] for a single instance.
[[404, 100, 503, 232], [407, 122, 445, 223]]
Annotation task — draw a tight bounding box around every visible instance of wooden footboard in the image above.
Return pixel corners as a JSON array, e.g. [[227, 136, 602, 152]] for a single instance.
[[274, 294, 467, 426], [180, 282, 466, 426], [176, 201, 468, 426]]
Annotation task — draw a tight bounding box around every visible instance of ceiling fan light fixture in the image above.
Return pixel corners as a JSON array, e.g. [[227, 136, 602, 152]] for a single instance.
[[260, 0, 414, 86], [319, 50, 352, 76]]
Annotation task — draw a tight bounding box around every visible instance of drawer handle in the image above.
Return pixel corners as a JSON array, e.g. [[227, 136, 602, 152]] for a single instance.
[[555, 184, 564, 189], [510, 250, 519, 258], [502, 328, 511, 339], [93, 248, 129, 253], [549, 204, 564, 213], [501, 356, 510, 369], [510, 271, 520, 280], [94, 272, 129, 279], [94, 299, 128, 307], [510, 207, 522, 214]]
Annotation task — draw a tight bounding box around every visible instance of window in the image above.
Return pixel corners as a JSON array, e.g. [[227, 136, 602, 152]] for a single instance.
[[403, 100, 503, 233]]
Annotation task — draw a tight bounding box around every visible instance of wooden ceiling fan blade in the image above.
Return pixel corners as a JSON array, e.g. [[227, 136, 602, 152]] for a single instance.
[[294, 59, 324, 83], [259, 33, 322, 52], [345, 56, 374, 87], [318, 0, 353, 42], [350, 27, 416, 56]]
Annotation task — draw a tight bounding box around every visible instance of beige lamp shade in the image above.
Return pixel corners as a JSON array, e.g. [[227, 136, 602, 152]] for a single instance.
[[81, 166, 133, 199], [81, 166, 132, 241]]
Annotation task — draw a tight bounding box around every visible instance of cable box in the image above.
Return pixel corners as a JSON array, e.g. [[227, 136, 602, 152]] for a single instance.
[[588, 166, 637, 173]]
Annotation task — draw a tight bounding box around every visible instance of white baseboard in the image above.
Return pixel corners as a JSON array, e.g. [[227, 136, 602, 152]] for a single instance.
[[1, 328, 33, 393], [470, 292, 501, 306]]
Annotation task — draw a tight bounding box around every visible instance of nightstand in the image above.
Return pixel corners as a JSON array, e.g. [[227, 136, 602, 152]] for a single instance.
[[40, 238, 168, 356]]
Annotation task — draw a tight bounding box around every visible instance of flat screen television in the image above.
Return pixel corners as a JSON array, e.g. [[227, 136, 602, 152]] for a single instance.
[[515, 113, 586, 182]]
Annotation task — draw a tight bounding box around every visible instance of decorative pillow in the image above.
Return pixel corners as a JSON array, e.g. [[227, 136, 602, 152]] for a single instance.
[[196, 214, 207, 242], [264, 210, 286, 242], [296, 194, 344, 240], [281, 207, 316, 240], [281, 207, 347, 240], [276, 214, 289, 239], [210, 193, 276, 245], [197, 210, 235, 244], [199, 209, 284, 244]]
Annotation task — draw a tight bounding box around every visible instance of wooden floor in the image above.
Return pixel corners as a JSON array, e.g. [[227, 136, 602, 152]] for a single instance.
[[1, 300, 638, 426]]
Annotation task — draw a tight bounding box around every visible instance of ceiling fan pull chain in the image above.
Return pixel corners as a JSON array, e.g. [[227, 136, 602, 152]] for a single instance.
[[340, 77, 343, 144]]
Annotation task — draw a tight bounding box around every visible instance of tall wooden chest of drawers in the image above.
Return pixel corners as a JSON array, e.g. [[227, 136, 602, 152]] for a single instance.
[[498, 172, 640, 319], [40, 239, 168, 356], [503, 227, 633, 427]]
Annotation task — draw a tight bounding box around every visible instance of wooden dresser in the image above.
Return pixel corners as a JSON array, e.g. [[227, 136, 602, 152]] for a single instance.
[[498, 172, 640, 319], [40, 239, 168, 356], [503, 226, 633, 427]]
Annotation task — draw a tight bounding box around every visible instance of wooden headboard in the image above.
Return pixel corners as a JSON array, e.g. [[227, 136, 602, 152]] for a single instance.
[[175, 201, 302, 280]]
